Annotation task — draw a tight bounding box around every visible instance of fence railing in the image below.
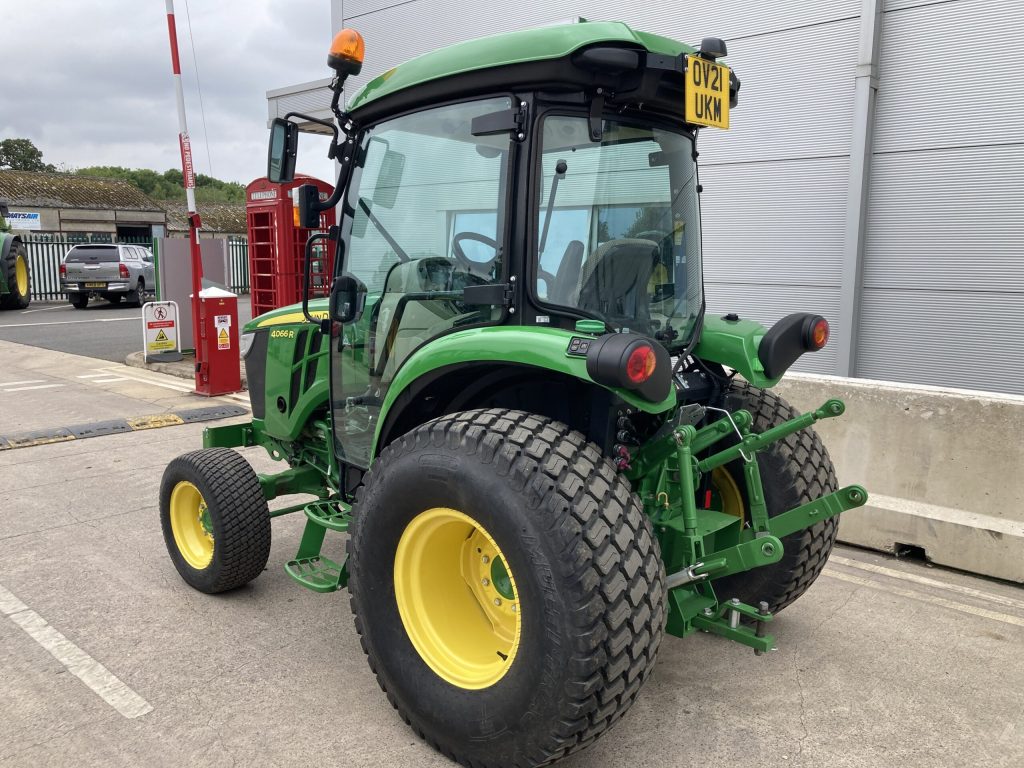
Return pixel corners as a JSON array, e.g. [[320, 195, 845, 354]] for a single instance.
[[228, 236, 250, 295], [21, 234, 251, 302]]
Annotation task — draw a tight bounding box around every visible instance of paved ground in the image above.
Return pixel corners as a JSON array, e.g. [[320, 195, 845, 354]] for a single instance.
[[1, 341, 1022, 768], [0, 300, 254, 363]]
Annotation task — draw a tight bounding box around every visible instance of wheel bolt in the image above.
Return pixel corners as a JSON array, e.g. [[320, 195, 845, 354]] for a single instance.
[[481, 555, 490, 564], [481, 578, 490, 587], [493, 598, 501, 606], [511, 604, 517, 613]]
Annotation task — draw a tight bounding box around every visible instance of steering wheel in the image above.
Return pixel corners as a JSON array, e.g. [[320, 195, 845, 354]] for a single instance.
[[452, 232, 499, 278]]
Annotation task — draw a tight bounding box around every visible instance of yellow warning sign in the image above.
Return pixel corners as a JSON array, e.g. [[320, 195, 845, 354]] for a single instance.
[[217, 328, 230, 351], [148, 328, 175, 352]]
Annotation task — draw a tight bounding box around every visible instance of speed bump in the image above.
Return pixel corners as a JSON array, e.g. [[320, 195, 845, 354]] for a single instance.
[[0, 404, 248, 451]]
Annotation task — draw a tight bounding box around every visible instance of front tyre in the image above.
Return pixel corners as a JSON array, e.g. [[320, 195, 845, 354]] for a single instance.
[[348, 409, 665, 768], [159, 448, 271, 593], [1, 240, 31, 310]]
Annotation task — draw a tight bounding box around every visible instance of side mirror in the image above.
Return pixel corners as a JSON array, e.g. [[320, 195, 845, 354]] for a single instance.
[[330, 273, 367, 324], [268, 118, 298, 183]]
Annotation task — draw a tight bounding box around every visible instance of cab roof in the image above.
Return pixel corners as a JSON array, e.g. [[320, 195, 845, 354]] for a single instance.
[[346, 21, 696, 120]]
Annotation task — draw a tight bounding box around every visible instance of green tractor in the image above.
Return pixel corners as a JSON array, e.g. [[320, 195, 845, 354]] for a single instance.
[[0, 200, 31, 310], [160, 21, 866, 767]]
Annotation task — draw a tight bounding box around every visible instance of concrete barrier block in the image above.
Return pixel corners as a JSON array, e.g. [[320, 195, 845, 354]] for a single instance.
[[774, 373, 1024, 583]]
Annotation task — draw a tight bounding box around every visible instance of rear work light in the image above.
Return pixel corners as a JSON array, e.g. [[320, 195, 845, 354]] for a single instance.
[[586, 333, 672, 402], [119, 263, 130, 279], [808, 317, 829, 350]]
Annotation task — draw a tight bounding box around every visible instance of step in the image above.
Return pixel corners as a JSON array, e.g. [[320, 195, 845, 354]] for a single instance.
[[304, 499, 351, 532], [284, 555, 346, 593]]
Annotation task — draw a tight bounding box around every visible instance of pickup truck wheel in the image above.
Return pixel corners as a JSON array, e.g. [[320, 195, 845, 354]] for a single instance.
[[127, 279, 144, 307], [69, 293, 89, 309], [1, 240, 31, 310], [348, 409, 665, 768], [159, 448, 271, 593], [707, 381, 839, 614]]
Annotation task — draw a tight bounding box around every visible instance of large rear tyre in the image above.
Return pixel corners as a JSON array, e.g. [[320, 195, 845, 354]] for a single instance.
[[159, 448, 271, 593], [348, 409, 665, 768], [708, 381, 839, 613], [0, 240, 30, 310]]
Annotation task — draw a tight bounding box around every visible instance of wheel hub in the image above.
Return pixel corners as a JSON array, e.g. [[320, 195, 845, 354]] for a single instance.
[[394, 507, 521, 689], [169, 481, 215, 569], [15, 255, 28, 296]]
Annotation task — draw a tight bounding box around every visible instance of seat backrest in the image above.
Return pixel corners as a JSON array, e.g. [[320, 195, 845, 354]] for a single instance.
[[551, 240, 585, 305], [577, 238, 659, 329]]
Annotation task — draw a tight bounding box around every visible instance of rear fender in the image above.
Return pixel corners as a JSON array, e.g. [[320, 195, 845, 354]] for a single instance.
[[373, 326, 676, 455]]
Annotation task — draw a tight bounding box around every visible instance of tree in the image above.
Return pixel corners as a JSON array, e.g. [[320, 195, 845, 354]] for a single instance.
[[0, 138, 56, 172]]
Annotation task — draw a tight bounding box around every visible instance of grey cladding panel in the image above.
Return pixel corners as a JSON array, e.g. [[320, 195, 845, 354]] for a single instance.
[[874, 0, 1024, 153], [700, 156, 848, 288], [856, 288, 1024, 395], [863, 144, 1024, 293]]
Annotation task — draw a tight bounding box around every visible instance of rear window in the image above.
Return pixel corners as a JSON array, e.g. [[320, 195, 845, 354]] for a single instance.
[[65, 245, 119, 263]]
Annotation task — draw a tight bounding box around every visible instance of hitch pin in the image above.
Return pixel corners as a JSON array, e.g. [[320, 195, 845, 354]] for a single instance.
[[665, 562, 708, 589], [704, 406, 752, 462]]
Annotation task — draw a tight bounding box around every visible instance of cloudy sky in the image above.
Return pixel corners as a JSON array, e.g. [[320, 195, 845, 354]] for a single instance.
[[1, 0, 336, 184]]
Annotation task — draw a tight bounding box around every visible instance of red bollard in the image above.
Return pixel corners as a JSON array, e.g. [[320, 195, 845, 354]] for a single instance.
[[196, 287, 241, 396]]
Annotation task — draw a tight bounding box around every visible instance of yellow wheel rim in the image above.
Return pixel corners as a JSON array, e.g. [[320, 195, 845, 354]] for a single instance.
[[169, 481, 214, 569], [15, 254, 28, 296], [394, 507, 521, 690], [711, 467, 745, 523]]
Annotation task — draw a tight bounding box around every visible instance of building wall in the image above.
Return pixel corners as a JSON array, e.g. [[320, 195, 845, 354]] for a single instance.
[[323, 0, 1024, 395]]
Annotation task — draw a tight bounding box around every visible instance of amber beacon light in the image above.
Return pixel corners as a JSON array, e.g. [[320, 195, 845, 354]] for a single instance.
[[328, 28, 365, 76]]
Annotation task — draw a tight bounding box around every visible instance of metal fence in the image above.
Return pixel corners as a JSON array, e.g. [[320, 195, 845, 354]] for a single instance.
[[227, 236, 250, 295], [22, 234, 251, 302]]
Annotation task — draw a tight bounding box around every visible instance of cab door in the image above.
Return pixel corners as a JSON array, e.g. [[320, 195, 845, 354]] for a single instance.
[[329, 96, 516, 469]]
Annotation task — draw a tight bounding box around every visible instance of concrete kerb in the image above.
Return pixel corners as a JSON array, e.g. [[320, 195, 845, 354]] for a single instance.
[[126, 350, 248, 389], [777, 372, 1024, 583]]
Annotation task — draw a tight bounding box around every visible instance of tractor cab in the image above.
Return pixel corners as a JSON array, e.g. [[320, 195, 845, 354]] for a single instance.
[[269, 21, 739, 468]]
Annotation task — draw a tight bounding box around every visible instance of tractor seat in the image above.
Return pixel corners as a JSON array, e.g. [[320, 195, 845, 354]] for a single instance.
[[577, 238, 659, 331]]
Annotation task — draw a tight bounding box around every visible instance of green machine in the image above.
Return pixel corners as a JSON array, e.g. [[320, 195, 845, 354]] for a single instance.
[[160, 22, 866, 767], [0, 200, 31, 310]]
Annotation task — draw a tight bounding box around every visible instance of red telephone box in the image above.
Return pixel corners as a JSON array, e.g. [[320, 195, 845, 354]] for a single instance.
[[245, 175, 336, 317]]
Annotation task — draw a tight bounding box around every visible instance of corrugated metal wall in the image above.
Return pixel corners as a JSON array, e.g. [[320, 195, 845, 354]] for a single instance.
[[858, 0, 1024, 392], [325, 0, 1024, 394]]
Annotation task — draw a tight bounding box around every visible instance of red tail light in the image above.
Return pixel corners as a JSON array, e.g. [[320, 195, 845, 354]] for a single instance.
[[119, 263, 130, 279], [59, 264, 67, 278], [625, 344, 657, 384]]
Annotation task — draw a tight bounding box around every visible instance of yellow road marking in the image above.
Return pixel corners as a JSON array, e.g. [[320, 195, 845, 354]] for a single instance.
[[127, 414, 185, 430]]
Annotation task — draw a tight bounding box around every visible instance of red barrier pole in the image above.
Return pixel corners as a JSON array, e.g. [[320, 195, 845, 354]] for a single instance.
[[164, 0, 206, 393]]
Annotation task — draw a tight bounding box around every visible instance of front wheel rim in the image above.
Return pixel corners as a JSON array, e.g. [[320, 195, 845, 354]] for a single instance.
[[394, 507, 521, 690], [15, 255, 28, 295], [169, 481, 214, 569]]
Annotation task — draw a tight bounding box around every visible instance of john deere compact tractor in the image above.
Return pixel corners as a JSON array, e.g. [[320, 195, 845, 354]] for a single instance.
[[160, 21, 866, 767], [0, 200, 31, 310]]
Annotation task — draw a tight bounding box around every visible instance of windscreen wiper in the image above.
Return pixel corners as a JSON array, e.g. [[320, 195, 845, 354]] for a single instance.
[[358, 197, 410, 262], [538, 159, 568, 256]]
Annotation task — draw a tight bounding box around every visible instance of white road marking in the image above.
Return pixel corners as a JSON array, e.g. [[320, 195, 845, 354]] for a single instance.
[[3, 383, 64, 392], [90, 377, 130, 384], [76, 373, 110, 379], [822, 570, 1024, 628], [829, 555, 1024, 612], [0, 317, 139, 329], [19, 304, 68, 314], [0, 582, 153, 719], [0, 379, 45, 387]]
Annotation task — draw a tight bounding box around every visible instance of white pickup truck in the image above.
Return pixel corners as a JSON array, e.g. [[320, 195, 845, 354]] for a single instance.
[[61, 243, 156, 309]]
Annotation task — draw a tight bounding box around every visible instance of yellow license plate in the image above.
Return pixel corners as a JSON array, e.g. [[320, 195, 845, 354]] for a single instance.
[[84, 282, 106, 288], [684, 56, 730, 129]]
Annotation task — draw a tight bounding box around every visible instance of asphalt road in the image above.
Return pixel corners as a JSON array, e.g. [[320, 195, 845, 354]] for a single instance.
[[0, 300, 255, 363]]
